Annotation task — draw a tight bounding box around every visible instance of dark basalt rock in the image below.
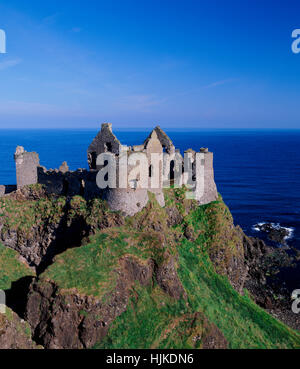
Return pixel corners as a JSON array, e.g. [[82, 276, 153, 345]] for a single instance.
[[155, 255, 187, 300], [25, 256, 156, 348], [241, 228, 300, 330], [0, 307, 39, 349], [254, 223, 290, 245], [165, 206, 183, 227], [24, 254, 188, 348], [0, 191, 124, 273]]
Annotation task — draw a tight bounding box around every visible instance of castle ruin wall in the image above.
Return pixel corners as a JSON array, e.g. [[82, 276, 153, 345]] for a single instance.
[[5, 124, 218, 215], [103, 188, 149, 216], [195, 151, 218, 205], [14, 146, 40, 189]]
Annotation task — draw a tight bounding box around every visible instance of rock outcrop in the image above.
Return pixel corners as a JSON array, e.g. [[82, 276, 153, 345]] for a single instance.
[[254, 223, 291, 245], [26, 256, 155, 348], [0, 307, 39, 349], [0, 189, 124, 271], [0, 186, 299, 349]]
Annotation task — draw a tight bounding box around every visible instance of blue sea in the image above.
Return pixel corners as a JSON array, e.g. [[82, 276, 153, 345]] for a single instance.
[[1, 129, 300, 287]]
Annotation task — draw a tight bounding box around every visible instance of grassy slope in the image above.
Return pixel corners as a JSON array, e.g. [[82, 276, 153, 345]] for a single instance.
[[39, 188, 300, 349], [0, 185, 113, 238], [0, 243, 34, 290], [0, 306, 31, 337], [95, 237, 300, 348], [0, 185, 67, 236], [0, 306, 41, 349], [1, 186, 298, 348]]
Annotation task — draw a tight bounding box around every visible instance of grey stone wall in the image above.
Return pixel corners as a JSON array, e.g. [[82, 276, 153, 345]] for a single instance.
[[0, 185, 5, 197], [2, 125, 218, 216], [14, 146, 40, 189], [144, 130, 163, 190], [87, 123, 122, 170], [144, 126, 175, 154], [103, 188, 149, 216], [38, 166, 102, 200], [195, 151, 218, 205], [0, 185, 17, 197]]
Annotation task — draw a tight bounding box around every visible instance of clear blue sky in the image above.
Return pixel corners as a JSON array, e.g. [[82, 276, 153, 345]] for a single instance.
[[0, 0, 299, 129]]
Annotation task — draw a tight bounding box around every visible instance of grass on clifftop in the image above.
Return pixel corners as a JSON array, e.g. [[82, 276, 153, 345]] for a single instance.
[[0, 193, 67, 237], [177, 239, 299, 349], [43, 228, 172, 299], [0, 306, 40, 349], [95, 236, 300, 349], [0, 243, 34, 291], [37, 190, 300, 348]]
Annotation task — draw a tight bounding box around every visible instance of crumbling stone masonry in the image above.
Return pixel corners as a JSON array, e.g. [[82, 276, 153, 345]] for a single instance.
[[14, 146, 40, 189], [87, 123, 218, 215], [1, 123, 219, 216]]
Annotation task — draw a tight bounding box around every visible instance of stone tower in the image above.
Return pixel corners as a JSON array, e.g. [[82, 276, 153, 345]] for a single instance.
[[14, 146, 40, 189]]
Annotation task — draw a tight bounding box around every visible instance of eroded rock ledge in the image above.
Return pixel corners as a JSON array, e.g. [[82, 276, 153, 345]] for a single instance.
[[1, 187, 299, 349]]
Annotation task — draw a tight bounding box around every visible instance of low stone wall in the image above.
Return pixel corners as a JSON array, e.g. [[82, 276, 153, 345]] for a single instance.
[[38, 167, 102, 200], [0, 185, 17, 197]]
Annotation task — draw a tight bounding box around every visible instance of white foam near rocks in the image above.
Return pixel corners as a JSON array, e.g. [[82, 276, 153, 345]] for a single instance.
[[282, 226, 295, 240], [252, 222, 295, 241], [252, 222, 265, 232]]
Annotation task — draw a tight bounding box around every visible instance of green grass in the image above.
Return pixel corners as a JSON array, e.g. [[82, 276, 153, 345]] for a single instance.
[[42, 193, 180, 298], [93, 236, 300, 349], [177, 238, 300, 348], [94, 284, 191, 349], [0, 195, 66, 236], [25, 189, 300, 348], [0, 192, 118, 243], [0, 187, 295, 348], [0, 243, 34, 290], [42, 227, 169, 299]]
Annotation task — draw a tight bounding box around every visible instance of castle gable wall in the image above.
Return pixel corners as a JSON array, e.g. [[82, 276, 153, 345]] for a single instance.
[[88, 123, 122, 170], [144, 126, 175, 154]]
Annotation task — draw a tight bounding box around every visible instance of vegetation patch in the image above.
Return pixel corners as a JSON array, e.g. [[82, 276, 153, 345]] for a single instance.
[[177, 238, 300, 348], [0, 194, 66, 237], [21, 188, 300, 348], [0, 243, 34, 291]]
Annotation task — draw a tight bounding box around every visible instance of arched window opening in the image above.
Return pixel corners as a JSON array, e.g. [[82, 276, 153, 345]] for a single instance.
[[90, 152, 97, 170], [62, 179, 69, 196], [79, 180, 85, 197], [170, 160, 175, 181], [104, 160, 109, 181]]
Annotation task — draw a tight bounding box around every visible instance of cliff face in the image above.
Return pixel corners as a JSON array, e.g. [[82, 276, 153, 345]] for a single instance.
[[0, 307, 39, 349], [0, 186, 300, 349], [0, 185, 123, 271], [0, 242, 38, 349], [25, 255, 187, 349]]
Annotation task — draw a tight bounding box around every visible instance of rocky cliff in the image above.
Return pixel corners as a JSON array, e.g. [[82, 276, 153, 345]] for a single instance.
[[0, 185, 299, 349], [0, 307, 40, 349]]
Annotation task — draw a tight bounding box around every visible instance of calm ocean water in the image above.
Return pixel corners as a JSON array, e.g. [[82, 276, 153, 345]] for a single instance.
[[1, 129, 300, 286]]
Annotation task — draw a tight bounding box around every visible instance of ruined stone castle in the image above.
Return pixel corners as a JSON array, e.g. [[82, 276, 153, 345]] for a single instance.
[[0, 124, 218, 216]]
